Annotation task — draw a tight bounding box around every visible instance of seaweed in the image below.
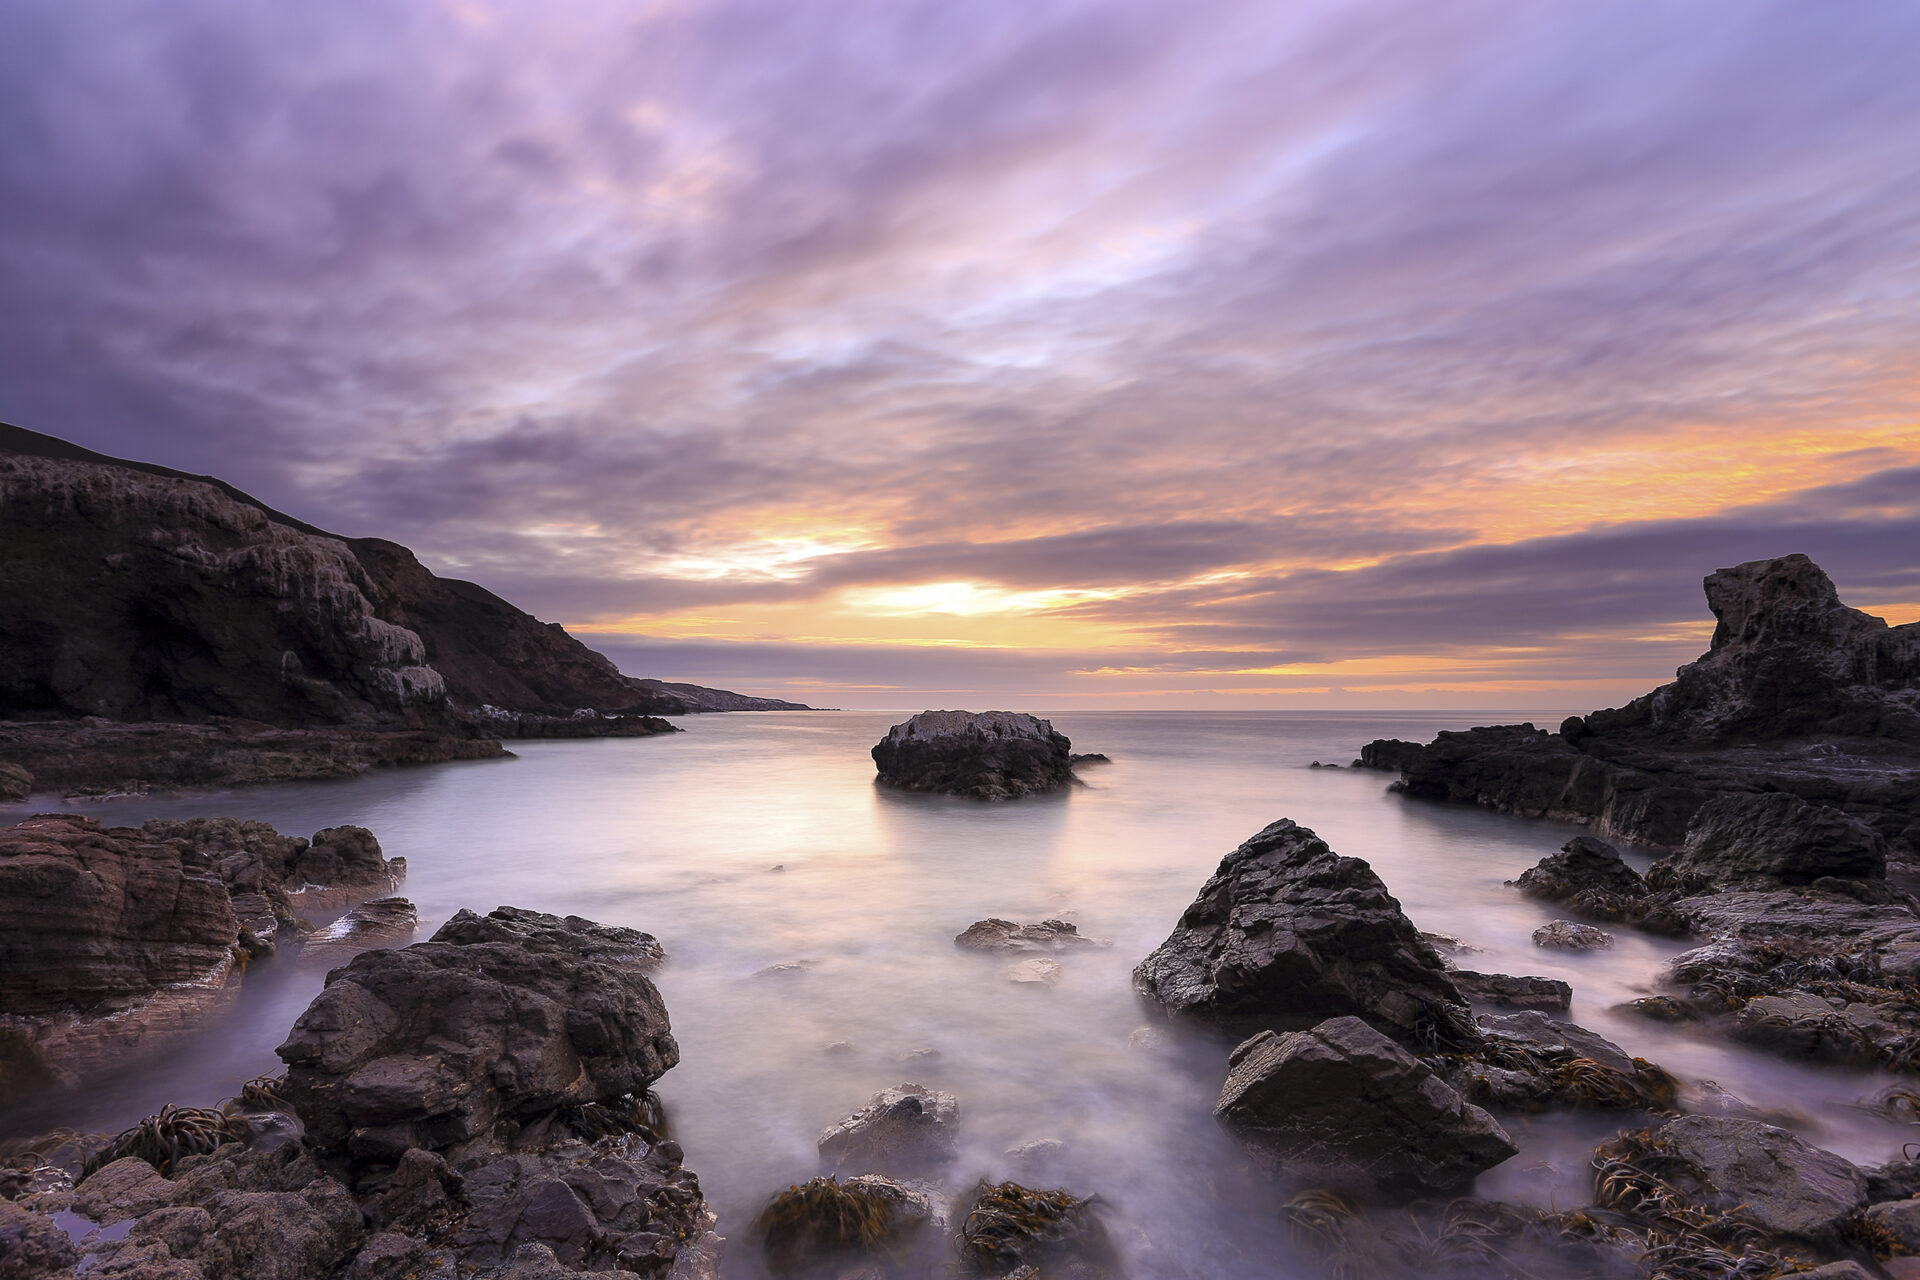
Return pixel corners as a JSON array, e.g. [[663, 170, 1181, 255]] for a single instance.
[[752, 1174, 929, 1273], [83, 1104, 245, 1177], [957, 1180, 1114, 1277]]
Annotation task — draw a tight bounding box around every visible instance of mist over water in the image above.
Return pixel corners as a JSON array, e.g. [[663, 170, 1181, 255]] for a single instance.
[[6, 710, 1910, 1277]]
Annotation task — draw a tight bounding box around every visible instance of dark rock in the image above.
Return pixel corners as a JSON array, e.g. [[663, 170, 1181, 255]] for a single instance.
[[278, 906, 676, 1164], [817, 1083, 959, 1174], [1069, 752, 1110, 766], [955, 1179, 1114, 1278], [1213, 1016, 1516, 1198], [1477, 1009, 1637, 1074], [1511, 835, 1648, 918], [1363, 555, 1920, 861], [629, 678, 813, 712], [1649, 1114, 1867, 1239], [1863, 1197, 1920, 1251], [1133, 819, 1475, 1049], [1436, 1009, 1680, 1114], [1356, 739, 1423, 772], [1532, 920, 1614, 951], [954, 918, 1097, 954], [0, 1198, 80, 1275], [1660, 791, 1887, 887], [1449, 971, 1572, 1012], [871, 710, 1077, 800], [0, 814, 240, 1103], [0, 763, 30, 803]]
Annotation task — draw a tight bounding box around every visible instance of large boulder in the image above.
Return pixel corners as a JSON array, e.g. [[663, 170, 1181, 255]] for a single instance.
[[277, 906, 675, 1165], [1213, 1016, 1516, 1198], [1649, 1115, 1868, 1240], [1659, 791, 1887, 887], [0, 814, 240, 1102], [871, 710, 1077, 799], [1133, 819, 1474, 1048]]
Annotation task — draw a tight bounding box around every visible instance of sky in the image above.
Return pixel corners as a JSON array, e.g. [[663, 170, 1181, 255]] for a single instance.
[[1, 0, 1917, 711]]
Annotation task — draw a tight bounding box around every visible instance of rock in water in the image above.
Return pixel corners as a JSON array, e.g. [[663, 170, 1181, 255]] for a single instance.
[[1662, 791, 1887, 886], [1214, 1016, 1516, 1198], [0, 762, 30, 802], [1132, 819, 1475, 1048], [1512, 835, 1648, 912], [1533, 920, 1614, 950], [1449, 971, 1572, 1012], [954, 918, 1096, 953], [277, 906, 675, 1163], [870, 710, 1077, 799], [818, 1083, 959, 1174]]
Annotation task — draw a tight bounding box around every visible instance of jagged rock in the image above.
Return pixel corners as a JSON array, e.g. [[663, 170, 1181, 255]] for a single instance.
[[1533, 920, 1613, 950], [0, 814, 241, 1104], [278, 906, 675, 1165], [1449, 971, 1572, 1012], [1356, 739, 1424, 772], [1436, 1009, 1679, 1114], [1213, 1016, 1516, 1198], [1365, 556, 1920, 860], [0, 763, 30, 803], [817, 1084, 959, 1174], [955, 918, 1096, 953], [1511, 835, 1648, 917], [1650, 1114, 1868, 1239], [1660, 791, 1887, 887], [871, 711, 1077, 800], [1133, 819, 1474, 1048]]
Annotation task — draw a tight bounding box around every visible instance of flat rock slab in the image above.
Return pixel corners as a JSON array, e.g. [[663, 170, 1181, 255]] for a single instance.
[[1450, 970, 1572, 1012], [1214, 1016, 1515, 1199]]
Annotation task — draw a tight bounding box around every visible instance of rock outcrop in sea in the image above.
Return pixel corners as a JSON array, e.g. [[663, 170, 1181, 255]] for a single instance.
[[871, 710, 1079, 799], [1360, 554, 1920, 860], [0, 905, 721, 1279]]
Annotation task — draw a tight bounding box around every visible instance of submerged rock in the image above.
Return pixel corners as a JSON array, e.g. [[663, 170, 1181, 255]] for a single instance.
[[817, 1083, 959, 1175], [871, 710, 1077, 800], [1133, 819, 1475, 1049], [299, 897, 418, 965], [1213, 1016, 1516, 1199], [956, 1180, 1115, 1278], [955, 918, 1097, 954], [278, 906, 676, 1164], [752, 1173, 936, 1274]]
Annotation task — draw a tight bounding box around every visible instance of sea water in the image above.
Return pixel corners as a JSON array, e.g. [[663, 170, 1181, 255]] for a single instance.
[[4, 710, 1909, 1276]]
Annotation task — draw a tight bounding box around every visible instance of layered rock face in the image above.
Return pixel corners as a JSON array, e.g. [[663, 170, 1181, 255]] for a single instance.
[[279, 907, 675, 1164], [1364, 555, 1920, 859], [871, 710, 1078, 799], [1133, 819, 1473, 1048], [0, 814, 411, 1106], [1213, 1017, 1516, 1198]]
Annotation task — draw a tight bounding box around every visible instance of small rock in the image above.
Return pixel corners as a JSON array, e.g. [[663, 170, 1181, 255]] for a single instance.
[[1620, 995, 1690, 1022], [818, 1084, 959, 1174], [1004, 958, 1061, 986], [753, 961, 816, 979], [1532, 920, 1614, 950], [1511, 835, 1648, 917], [1862, 1197, 1920, 1250], [1006, 1138, 1068, 1165], [1420, 932, 1480, 957]]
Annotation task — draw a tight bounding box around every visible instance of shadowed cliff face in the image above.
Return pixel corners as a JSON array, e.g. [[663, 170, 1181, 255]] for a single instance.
[[0, 424, 690, 728]]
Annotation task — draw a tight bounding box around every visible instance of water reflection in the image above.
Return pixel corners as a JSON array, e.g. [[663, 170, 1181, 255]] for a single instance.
[[3, 710, 1908, 1277]]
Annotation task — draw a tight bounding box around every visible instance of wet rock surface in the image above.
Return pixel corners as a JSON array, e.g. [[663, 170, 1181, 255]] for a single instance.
[[1532, 920, 1614, 951], [1647, 1114, 1868, 1239], [1133, 819, 1475, 1049], [1666, 791, 1888, 886], [870, 711, 1078, 800], [1511, 835, 1648, 918], [300, 898, 419, 966], [1214, 1016, 1517, 1199], [751, 1173, 936, 1273], [817, 1084, 959, 1175], [1364, 556, 1920, 861]]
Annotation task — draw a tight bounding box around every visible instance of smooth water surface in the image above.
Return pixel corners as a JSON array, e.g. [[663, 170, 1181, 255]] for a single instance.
[[5, 711, 1908, 1276]]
